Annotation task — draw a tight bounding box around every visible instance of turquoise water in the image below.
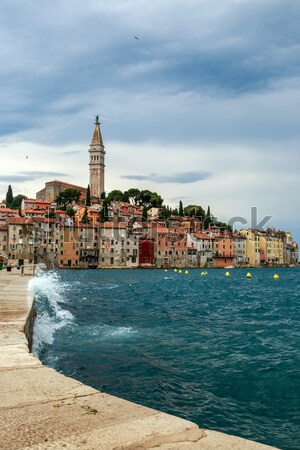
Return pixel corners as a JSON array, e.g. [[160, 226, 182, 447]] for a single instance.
[[31, 268, 300, 449]]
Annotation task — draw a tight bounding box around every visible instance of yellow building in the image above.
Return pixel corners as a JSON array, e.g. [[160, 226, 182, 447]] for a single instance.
[[263, 230, 284, 265], [240, 229, 261, 266], [240, 229, 285, 266]]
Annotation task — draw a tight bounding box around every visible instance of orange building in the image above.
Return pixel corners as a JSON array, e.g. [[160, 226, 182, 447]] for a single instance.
[[214, 236, 234, 267]]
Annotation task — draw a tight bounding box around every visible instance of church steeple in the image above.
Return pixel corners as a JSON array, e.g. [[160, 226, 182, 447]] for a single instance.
[[91, 115, 104, 146], [89, 116, 105, 199]]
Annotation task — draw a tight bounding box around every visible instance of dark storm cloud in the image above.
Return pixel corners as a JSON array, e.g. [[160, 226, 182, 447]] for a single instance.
[[121, 171, 212, 184], [1, 0, 300, 144]]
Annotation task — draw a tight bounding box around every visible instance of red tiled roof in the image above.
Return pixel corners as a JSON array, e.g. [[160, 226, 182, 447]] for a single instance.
[[0, 208, 19, 213], [46, 180, 87, 191], [99, 222, 128, 229], [8, 217, 33, 225]]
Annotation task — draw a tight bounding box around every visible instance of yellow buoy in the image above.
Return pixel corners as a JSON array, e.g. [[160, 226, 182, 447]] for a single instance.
[[246, 272, 252, 278], [164, 269, 168, 272], [225, 271, 230, 277], [185, 270, 189, 274], [201, 271, 206, 276], [178, 269, 182, 274], [174, 268, 177, 272], [274, 274, 279, 279]]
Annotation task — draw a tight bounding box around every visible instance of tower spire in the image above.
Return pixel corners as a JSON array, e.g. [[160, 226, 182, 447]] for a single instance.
[[91, 116, 104, 146], [89, 116, 105, 199]]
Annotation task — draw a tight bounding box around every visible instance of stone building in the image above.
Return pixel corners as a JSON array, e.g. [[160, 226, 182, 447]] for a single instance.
[[0, 225, 8, 264], [98, 223, 139, 268], [32, 218, 61, 267], [186, 232, 215, 267], [233, 234, 247, 266], [89, 116, 105, 199], [36, 180, 87, 203], [6, 217, 35, 267]]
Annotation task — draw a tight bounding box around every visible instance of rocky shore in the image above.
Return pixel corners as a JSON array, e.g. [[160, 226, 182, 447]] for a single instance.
[[0, 271, 277, 449]]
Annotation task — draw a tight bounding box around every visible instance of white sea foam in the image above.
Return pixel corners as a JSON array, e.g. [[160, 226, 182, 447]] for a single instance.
[[29, 271, 74, 355], [103, 325, 137, 338], [98, 283, 120, 290]]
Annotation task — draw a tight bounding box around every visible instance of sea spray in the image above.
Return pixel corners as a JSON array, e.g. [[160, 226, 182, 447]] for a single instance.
[[28, 271, 74, 356]]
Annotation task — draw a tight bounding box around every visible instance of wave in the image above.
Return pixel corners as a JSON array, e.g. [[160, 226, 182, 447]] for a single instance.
[[29, 271, 74, 356]]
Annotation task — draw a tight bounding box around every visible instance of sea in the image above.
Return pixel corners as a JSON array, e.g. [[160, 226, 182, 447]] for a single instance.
[[29, 268, 300, 450]]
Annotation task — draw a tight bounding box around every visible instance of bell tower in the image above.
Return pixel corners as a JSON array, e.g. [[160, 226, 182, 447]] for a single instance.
[[89, 116, 105, 199]]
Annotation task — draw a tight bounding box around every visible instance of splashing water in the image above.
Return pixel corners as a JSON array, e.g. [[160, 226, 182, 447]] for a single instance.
[[29, 271, 74, 356]]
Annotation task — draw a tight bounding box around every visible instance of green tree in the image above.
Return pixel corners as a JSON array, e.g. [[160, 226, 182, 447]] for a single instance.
[[6, 185, 13, 208], [149, 192, 163, 207], [100, 191, 106, 200], [46, 211, 56, 219], [123, 188, 141, 205], [159, 205, 172, 220], [107, 189, 124, 203], [204, 205, 213, 229], [142, 205, 148, 221], [81, 207, 89, 224], [66, 206, 75, 218], [101, 201, 109, 222], [11, 194, 27, 209], [139, 190, 152, 205], [86, 185, 91, 206], [179, 200, 184, 217], [136, 190, 163, 207], [184, 205, 206, 220], [56, 188, 81, 210], [121, 192, 129, 202], [215, 221, 232, 232]]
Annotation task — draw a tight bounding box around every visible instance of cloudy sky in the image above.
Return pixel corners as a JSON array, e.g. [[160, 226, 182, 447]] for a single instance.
[[0, 0, 299, 241]]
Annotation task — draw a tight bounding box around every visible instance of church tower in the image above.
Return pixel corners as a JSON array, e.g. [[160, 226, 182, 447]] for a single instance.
[[89, 116, 105, 199]]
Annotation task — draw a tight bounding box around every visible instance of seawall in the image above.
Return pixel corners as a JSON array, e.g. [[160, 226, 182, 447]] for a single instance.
[[0, 272, 278, 450]]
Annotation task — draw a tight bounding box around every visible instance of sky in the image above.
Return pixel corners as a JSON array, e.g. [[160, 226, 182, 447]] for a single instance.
[[0, 0, 299, 242]]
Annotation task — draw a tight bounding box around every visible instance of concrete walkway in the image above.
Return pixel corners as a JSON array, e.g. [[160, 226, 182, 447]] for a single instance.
[[0, 272, 277, 450]]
